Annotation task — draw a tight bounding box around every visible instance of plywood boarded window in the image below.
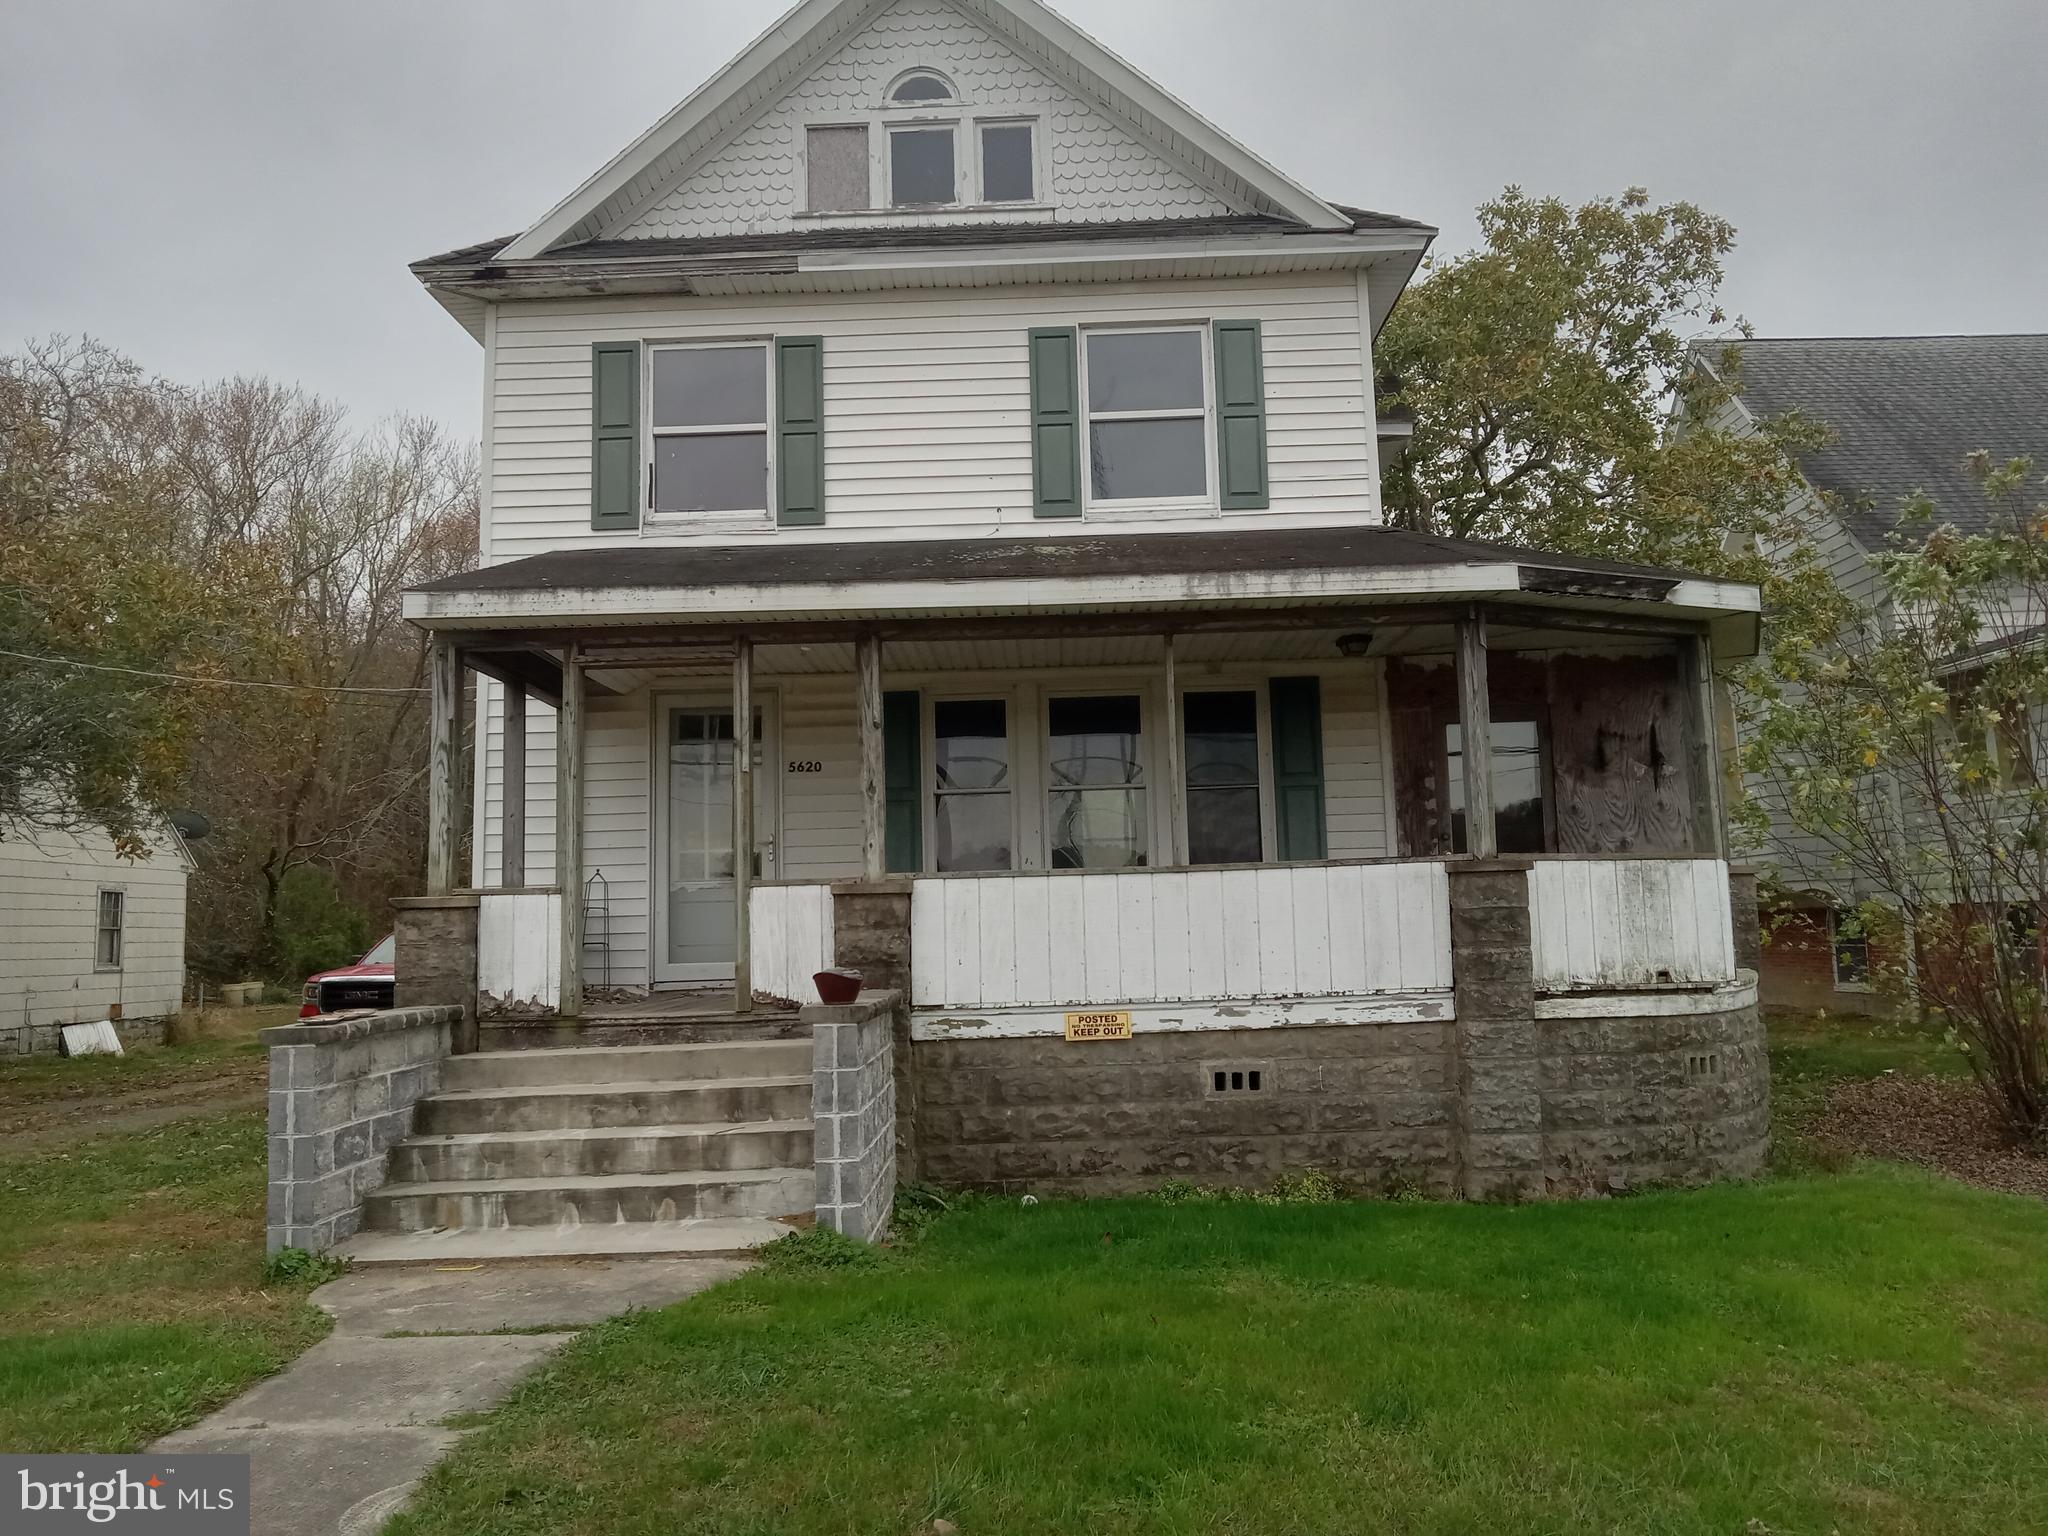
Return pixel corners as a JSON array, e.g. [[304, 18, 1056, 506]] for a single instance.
[[1387, 648, 1697, 858], [806, 125, 870, 212]]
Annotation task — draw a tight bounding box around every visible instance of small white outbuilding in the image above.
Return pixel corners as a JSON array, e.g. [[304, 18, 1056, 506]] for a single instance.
[[0, 821, 191, 1054]]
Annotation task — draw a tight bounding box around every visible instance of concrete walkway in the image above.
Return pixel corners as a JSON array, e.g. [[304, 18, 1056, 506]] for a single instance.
[[155, 1256, 748, 1535]]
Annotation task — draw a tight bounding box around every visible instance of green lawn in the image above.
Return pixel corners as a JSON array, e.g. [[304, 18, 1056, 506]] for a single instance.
[[388, 1169, 2048, 1536], [0, 1024, 332, 1450]]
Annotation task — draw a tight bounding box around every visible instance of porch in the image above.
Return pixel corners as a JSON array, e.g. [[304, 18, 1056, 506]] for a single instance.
[[385, 527, 1768, 1200]]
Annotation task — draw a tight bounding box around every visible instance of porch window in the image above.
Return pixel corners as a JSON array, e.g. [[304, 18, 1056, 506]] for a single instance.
[[1083, 328, 1210, 504], [932, 699, 1012, 872], [649, 344, 770, 516], [1183, 690, 1264, 864], [1048, 694, 1147, 868], [1446, 720, 1546, 855], [94, 889, 124, 971]]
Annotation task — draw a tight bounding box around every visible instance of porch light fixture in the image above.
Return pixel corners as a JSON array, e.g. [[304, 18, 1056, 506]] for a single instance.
[[1335, 632, 1375, 657]]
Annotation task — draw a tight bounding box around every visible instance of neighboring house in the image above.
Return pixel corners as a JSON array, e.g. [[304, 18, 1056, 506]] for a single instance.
[[0, 822, 191, 1054], [1698, 334, 2048, 1014], [283, 0, 1774, 1256]]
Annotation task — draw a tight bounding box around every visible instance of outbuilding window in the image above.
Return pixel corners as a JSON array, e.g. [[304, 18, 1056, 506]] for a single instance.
[[95, 889, 124, 971], [648, 343, 771, 517]]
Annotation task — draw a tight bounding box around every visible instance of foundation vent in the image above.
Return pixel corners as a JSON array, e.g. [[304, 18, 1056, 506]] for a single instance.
[[1207, 1066, 1266, 1094], [1686, 1052, 1722, 1080]]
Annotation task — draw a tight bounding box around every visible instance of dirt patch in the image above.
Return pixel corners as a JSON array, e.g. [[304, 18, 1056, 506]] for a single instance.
[[1808, 1074, 2048, 1200], [0, 1071, 265, 1153]]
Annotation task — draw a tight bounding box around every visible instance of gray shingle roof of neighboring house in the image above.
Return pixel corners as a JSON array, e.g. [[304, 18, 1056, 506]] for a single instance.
[[1717, 334, 2048, 549]]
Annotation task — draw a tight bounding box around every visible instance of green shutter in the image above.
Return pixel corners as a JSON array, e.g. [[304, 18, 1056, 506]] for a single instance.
[[883, 690, 922, 873], [1270, 676, 1327, 861], [776, 336, 825, 526], [590, 341, 641, 530], [1213, 319, 1269, 510], [1028, 327, 1081, 518]]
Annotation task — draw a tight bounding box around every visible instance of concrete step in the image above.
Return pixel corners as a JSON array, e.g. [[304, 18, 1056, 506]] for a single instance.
[[440, 1040, 813, 1093], [362, 1166, 815, 1233], [414, 1075, 812, 1135], [389, 1119, 814, 1183], [334, 1216, 798, 1265]]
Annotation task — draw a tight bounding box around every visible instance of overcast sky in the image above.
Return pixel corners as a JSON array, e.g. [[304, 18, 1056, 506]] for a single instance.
[[4, 0, 2044, 434]]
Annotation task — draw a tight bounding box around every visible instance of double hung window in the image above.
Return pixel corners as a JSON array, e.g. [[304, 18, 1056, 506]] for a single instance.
[[649, 344, 771, 518], [1083, 328, 1210, 503]]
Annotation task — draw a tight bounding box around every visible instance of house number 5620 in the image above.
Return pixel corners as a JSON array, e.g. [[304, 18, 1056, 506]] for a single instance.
[[786, 760, 824, 774]]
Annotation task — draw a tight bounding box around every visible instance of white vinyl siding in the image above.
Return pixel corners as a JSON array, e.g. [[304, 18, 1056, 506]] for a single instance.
[[485, 274, 1379, 562], [0, 825, 189, 1041], [472, 657, 1390, 990]]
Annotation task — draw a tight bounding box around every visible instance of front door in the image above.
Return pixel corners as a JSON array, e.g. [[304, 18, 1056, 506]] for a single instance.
[[653, 697, 777, 986]]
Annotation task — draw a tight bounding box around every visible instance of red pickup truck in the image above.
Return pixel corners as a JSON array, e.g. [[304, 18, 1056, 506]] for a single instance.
[[298, 935, 396, 1018]]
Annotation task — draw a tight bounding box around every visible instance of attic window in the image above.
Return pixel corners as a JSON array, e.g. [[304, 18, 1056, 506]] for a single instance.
[[890, 70, 955, 104]]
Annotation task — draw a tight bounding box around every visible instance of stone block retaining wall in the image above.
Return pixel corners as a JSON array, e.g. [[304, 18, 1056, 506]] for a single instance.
[[263, 1005, 460, 1253], [893, 862, 1771, 1201], [807, 990, 899, 1241], [913, 1022, 1459, 1195]]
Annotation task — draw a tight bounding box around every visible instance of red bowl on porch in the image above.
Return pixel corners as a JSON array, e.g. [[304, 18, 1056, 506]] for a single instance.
[[814, 969, 865, 1005]]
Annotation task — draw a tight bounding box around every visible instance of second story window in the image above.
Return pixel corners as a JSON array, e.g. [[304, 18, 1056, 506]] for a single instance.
[[649, 343, 770, 518], [1083, 327, 1211, 504]]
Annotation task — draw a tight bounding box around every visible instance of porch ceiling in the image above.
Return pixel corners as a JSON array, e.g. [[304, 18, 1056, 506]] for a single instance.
[[407, 528, 1763, 659]]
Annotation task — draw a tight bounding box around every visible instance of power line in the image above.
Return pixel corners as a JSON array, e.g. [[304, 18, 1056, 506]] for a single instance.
[[0, 646, 430, 697]]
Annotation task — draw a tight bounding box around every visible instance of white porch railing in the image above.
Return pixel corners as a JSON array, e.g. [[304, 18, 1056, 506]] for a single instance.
[[910, 862, 1452, 1011], [477, 888, 562, 1013], [1528, 857, 1735, 991], [749, 882, 837, 1006]]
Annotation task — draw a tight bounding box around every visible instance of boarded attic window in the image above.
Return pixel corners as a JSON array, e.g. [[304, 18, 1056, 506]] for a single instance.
[[806, 125, 870, 212], [891, 71, 954, 103]]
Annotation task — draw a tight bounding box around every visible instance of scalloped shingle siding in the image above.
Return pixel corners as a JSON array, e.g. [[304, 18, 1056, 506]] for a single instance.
[[611, 0, 1239, 240]]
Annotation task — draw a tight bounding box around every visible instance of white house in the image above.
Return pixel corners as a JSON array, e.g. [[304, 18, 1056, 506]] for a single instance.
[[1, 822, 190, 1054], [363, 0, 1770, 1243]]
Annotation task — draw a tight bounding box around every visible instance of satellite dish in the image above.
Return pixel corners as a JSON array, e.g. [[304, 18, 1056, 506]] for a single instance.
[[168, 809, 212, 842]]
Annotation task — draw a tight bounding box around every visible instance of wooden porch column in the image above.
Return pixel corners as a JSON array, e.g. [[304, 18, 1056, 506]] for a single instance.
[[1454, 607, 1497, 858], [557, 644, 585, 1018], [502, 684, 527, 888], [1162, 633, 1187, 865], [426, 635, 461, 895], [733, 636, 755, 1015], [857, 632, 886, 881], [1682, 631, 1729, 857]]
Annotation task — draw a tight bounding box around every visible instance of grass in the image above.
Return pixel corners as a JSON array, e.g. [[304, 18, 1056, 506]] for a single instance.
[[0, 1098, 332, 1451], [387, 1166, 2048, 1536]]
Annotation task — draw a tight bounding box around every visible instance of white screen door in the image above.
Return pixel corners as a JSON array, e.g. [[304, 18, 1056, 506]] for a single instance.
[[653, 698, 777, 985]]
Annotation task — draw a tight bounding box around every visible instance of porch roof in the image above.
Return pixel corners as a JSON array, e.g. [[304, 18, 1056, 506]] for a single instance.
[[404, 526, 1761, 656]]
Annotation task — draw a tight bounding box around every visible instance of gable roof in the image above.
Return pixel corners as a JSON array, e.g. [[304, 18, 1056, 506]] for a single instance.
[[1717, 334, 2048, 548], [499, 0, 1354, 261]]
